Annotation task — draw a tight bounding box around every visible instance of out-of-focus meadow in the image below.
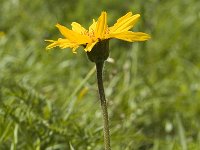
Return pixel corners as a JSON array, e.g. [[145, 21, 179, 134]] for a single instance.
[[0, 0, 200, 149]]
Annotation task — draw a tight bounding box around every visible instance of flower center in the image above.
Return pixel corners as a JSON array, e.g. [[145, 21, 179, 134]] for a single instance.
[[82, 27, 110, 42]]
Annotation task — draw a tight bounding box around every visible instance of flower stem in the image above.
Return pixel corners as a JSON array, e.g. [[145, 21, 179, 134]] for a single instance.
[[95, 61, 111, 150]]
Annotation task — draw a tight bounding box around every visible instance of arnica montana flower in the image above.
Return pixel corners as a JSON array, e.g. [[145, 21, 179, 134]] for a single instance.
[[46, 11, 150, 56], [45, 12, 150, 150]]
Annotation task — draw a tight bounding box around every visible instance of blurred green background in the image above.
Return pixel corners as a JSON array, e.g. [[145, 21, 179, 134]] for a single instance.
[[0, 0, 200, 149]]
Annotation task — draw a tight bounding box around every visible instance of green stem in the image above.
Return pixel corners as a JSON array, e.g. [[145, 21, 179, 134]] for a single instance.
[[95, 61, 111, 150]]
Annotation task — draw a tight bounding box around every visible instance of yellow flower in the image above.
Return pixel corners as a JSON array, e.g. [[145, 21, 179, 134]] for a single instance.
[[45, 11, 150, 53]]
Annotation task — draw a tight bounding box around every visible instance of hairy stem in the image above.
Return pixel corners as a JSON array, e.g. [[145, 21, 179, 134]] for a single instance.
[[96, 61, 111, 150]]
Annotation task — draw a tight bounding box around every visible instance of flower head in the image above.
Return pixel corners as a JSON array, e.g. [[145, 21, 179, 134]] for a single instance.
[[46, 12, 150, 54]]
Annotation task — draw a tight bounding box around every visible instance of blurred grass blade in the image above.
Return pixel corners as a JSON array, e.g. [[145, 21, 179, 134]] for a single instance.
[[62, 66, 96, 120], [152, 139, 159, 150], [45, 144, 66, 150], [35, 138, 41, 150], [176, 114, 187, 150], [10, 124, 19, 150], [0, 122, 12, 143], [69, 142, 75, 150]]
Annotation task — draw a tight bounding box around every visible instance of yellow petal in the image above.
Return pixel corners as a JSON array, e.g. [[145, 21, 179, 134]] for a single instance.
[[45, 40, 60, 49], [84, 41, 98, 52], [45, 38, 79, 53], [89, 19, 97, 33], [71, 22, 87, 34], [115, 12, 133, 24], [58, 39, 76, 49], [95, 12, 107, 39], [110, 13, 140, 33], [45, 39, 71, 49], [72, 46, 79, 53], [108, 31, 151, 42], [109, 12, 132, 31], [56, 23, 91, 44]]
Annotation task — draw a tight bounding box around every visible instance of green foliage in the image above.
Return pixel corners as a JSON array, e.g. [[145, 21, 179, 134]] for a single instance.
[[0, 0, 200, 149]]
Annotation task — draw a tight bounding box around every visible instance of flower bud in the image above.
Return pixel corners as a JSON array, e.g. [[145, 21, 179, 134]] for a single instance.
[[87, 40, 109, 63]]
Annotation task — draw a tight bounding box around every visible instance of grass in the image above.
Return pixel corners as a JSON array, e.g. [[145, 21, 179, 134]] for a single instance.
[[0, 0, 200, 149]]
